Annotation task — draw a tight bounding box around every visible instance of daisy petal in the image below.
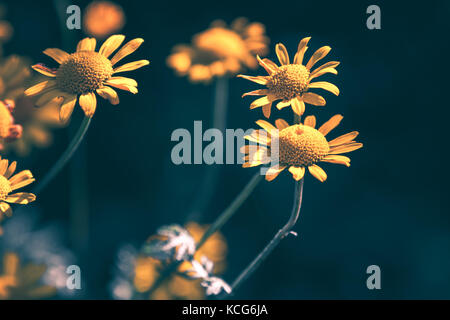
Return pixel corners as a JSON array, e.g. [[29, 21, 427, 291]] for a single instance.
[[113, 60, 150, 73], [291, 97, 305, 115], [303, 115, 316, 128], [0, 202, 12, 217], [309, 67, 337, 81], [4, 161, 16, 179], [11, 178, 35, 191], [250, 96, 272, 109], [237, 74, 268, 85], [310, 61, 340, 78], [321, 155, 351, 167], [289, 166, 305, 181], [43, 48, 69, 64], [256, 119, 277, 133], [308, 81, 340, 96], [275, 119, 289, 130], [318, 114, 343, 136], [306, 46, 331, 70], [0, 160, 8, 175], [24, 81, 57, 96], [59, 95, 77, 123], [9, 170, 33, 185], [294, 37, 311, 65], [79, 92, 97, 117], [99, 35, 126, 58], [308, 164, 327, 182], [76, 38, 96, 52], [275, 43, 290, 65], [276, 100, 291, 110], [97, 86, 120, 105], [265, 165, 287, 181], [328, 131, 359, 147], [110, 38, 144, 66], [302, 92, 326, 106], [242, 89, 269, 98], [257, 55, 276, 74], [262, 104, 272, 118], [106, 77, 138, 93], [329, 142, 363, 154], [5, 192, 36, 204], [262, 58, 278, 70], [31, 64, 56, 77]]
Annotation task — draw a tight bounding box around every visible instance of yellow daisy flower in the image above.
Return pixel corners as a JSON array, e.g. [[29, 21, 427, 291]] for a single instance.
[[239, 37, 340, 118], [83, 1, 126, 39], [0, 252, 56, 299], [0, 55, 31, 100], [25, 35, 150, 122], [242, 115, 362, 182], [0, 100, 22, 151], [167, 18, 268, 83], [0, 156, 36, 219]]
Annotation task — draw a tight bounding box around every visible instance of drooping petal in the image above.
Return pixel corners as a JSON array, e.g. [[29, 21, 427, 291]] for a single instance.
[[79, 92, 97, 117], [275, 43, 290, 65], [110, 38, 144, 66], [291, 97, 305, 115], [294, 37, 311, 65], [113, 60, 150, 73], [310, 61, 340, 78], [250, 96, 272, 109], [31, 64, 56, 77], [308, 67, 338, 81], [99, 34, 126, 58], [262, 103, 272, 118], [97, 86, 120, 105], [262, 58, 278, 70], [321, 155, 351, 167], [105, 77, 138, 93], [306, 46, 331, 70], [5, 192, 36, 204], [255, 119, 277, 133], [59, 95, 77, 123], [289, 166, 305, 181], [24, 80, 57, 96], [275, 119, 289, 130], [256, 55, 276, 75], [43, 48, 69, 64], [76, 37, 96, 52], [242, 89, 269, 97], [303, 115, 316, 128], [308, 164, 327, 182], [308, 81, 340, 96], [318, 114, 343, 136], [244, 129, 271, 146], [328, 131, 359, 147], [302, 92, 326, 106], [329, 142, 363, 154], [4, 161, 16, 179], [35, 90, 64, 107], [237, 74, 268, 85], [265, 165, 287, 181]]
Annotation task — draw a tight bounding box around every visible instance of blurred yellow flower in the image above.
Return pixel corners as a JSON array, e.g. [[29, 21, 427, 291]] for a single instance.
[[0, 156, 36, 222], [134, 223, 227, 299], [242, 115, 362, 182], [25, 35, 149, 121], [0, 55, 30, 100], [0, 100, 22, 151], [167, 18, 269, 83], [0, 5, 13, 51], [239, 37, 340, 118], [83, 1, 125, 39], [0, 252, 56, 299]]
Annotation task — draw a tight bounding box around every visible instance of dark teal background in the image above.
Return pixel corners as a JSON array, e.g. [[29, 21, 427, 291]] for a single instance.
[[3, 0, 449, 299]]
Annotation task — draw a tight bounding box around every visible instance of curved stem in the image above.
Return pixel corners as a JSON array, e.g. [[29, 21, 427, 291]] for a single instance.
[[186, 78, 229, 222], [222, 178, 304, 297], [33, 116, 91, 194], [145, 172, 262, 296]]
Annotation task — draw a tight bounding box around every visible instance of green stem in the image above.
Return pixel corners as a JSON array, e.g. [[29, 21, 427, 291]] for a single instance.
[[221, 178, 304, 298], [33, 116, 91, 194]]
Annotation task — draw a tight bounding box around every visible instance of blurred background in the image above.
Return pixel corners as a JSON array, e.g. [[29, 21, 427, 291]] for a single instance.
[[0, 0, 449, 299]]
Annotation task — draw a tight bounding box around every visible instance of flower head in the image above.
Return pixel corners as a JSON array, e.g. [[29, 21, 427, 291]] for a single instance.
[[0, 156, 36, 229], [0, 100, 22, 151], [25, 35, 149, 122], [242, 115, 362, 182], [239, 37, 340, 118], [83, 1, 125, 39], [201, 276, 232, 296], [167, 18, 268, 83]]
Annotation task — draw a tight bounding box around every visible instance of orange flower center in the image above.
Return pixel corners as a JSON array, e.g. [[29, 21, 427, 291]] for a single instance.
[[277, 125, 329, 167], [56, 51, 113, 94], [267, 64, 310, 100]]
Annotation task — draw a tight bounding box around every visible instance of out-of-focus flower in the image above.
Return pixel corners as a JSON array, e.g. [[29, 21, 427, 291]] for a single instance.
[[241, 115, 363, 182], [142, 224, 196, 261], [0, 156, 35, 232], [201, 276, 231, 296], [0, 252, 56, 299], [239, 37, 340, 118], [25, 35, 149, 121], [0, 5, 13, 50], [0, 55, 31, 100], [83, 1, 125, 39], [0, 100, 22, 151], [167, 18, 269, 83], [110, 223, 228, 300]]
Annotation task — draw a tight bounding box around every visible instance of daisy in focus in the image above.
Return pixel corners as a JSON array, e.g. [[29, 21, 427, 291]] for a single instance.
[[0, 156, 36, 222], [25, 35, 150, 122], [239, 37, 340, 118], [83, 1, 125, 39], [241, 115, 362, 182], [167, 18, 268, 83]]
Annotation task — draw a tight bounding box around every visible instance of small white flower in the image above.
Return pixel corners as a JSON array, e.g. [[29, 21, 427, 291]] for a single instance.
[[183, 255, 214, 279], [141, 225, 196, 261], [201, 277, 232, 296]]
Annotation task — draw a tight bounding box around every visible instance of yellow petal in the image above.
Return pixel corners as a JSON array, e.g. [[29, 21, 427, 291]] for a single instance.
[[265, 165, 287, 181], [306, 46, 331, 70], [36, 90, 64, 107], [308, 81, 340, 96], [0, 159, 8, 175], [0, 202, 12, 217], [291, 97, 305, 115], [99, 35, 126, 58], [329, 142, 363, 155], [257, 55, 276, 74], [275, 43, 289, 65], [308, 164, 327, 182], [302, 92, 326, 106], [328, 131, 359, 147], [59, 96, 77, 123], [43, 48, 69, 64], [276, 100, 291, 110], [79, 92, 97, 117], [31, 64, 56, 77], [304, 115, 316, 128], [5, 192, 36, 204], [255, 119, 277, 133], [105, 77, 138, 93], [309, 67, 338, 81], [4, 161, 16, 179], [242, 89, 269, 98], [275, 119, 289, 130], [76, 37, 96, 52], [318, 114, 343, 136], [11, 178, 35, 191], [110, 38, 144, 66], [262, 104, 271, 118], [9, 170, 34, 185], [288, 166, 305, 181], [24, 81, 57, 96], [262, 58, 278, 70], [237, 74, 268, 85], [113, 60, 150, 73], [250, 96, 271, 109], [310, 61, 340, 78], [321, 155, 351, 167], [294, 37, 311, 65], [97, 86, 119, 105]]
